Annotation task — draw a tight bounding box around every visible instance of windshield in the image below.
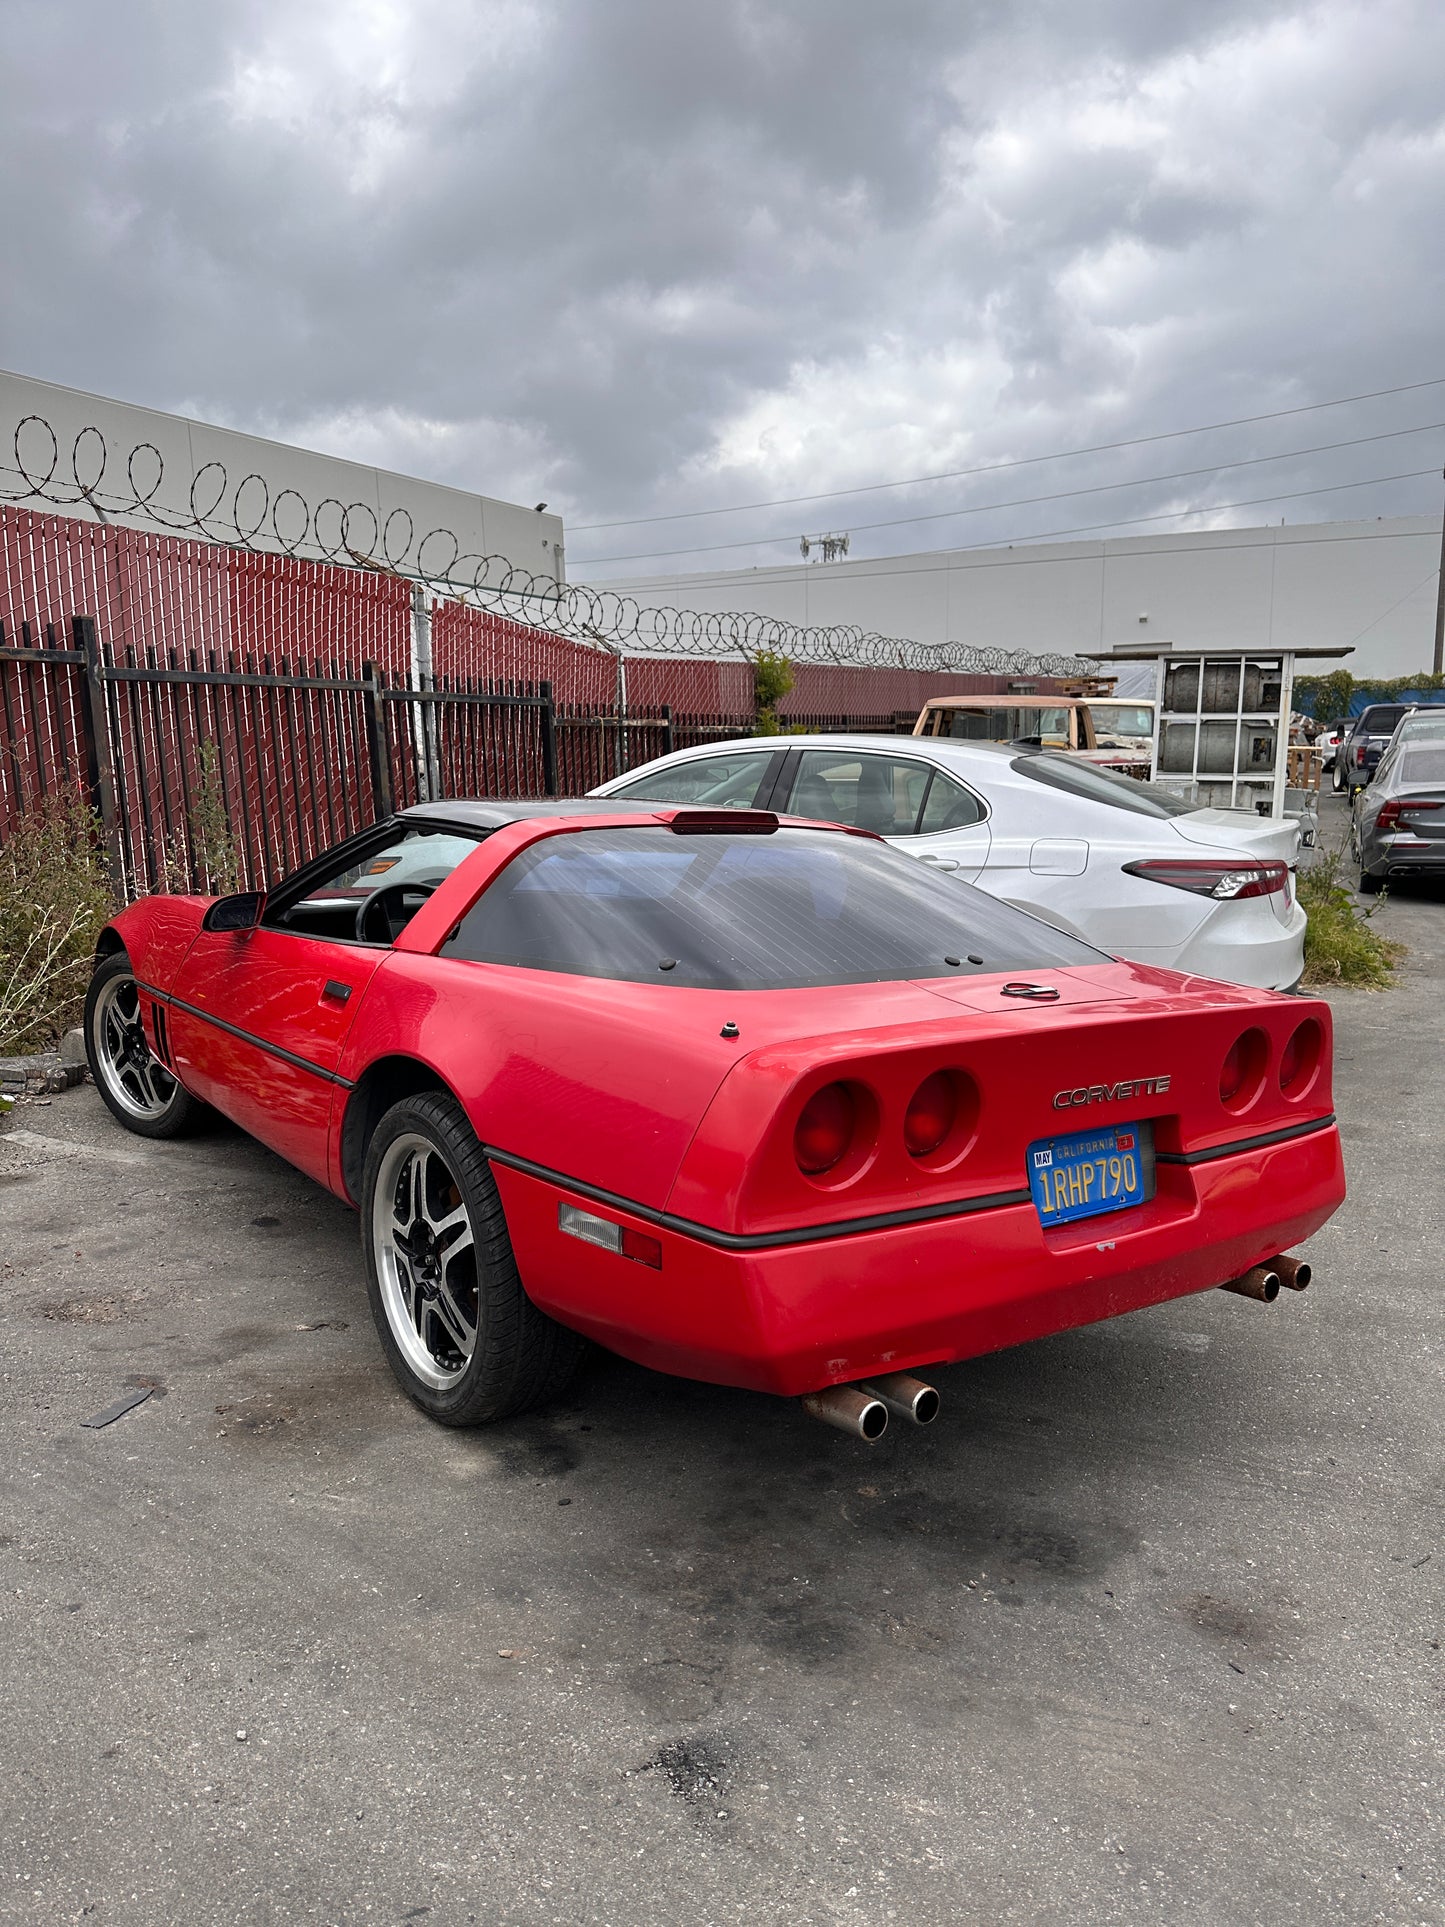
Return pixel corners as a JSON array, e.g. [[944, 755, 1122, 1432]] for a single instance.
[[1089, 704, 1154, 738], [1010, 752, 1197, 817], [939, 705, 1072, 746], [441, 826, 1105, 988]]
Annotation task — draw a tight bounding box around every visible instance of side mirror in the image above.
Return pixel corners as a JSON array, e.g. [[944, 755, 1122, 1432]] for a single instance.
[[202, 890, 265, 933]]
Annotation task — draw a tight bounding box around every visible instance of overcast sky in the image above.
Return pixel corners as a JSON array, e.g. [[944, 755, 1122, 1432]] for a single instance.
[[2, 0, 1442, 581]]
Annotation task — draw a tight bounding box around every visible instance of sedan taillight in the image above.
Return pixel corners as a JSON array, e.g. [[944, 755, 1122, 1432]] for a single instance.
[[1123, 858, 1288, 900], [1376, 800, 1442, 832]]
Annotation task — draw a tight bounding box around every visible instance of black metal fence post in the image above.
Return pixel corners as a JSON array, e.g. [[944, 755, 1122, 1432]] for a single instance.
[[539, 680, 558, 796], [363, 660, 395, 819], [73, 614, 125, 882], [661, 704, 674, 757]]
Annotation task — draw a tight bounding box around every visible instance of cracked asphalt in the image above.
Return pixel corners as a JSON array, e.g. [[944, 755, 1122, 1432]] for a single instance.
[[1, 793, 1441, 1925]]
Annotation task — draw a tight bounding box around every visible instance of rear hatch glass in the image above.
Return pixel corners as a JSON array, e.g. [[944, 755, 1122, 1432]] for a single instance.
[[442, 825, 1106, 988], [1401, 746, 1445, 788]]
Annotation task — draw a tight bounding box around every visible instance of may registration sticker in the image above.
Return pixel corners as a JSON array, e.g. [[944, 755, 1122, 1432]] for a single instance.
[[1027, 1122, 1154, 1227]]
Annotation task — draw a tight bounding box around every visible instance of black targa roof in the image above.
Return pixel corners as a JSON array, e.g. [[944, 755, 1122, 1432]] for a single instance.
[[399, 797, 662, 831]]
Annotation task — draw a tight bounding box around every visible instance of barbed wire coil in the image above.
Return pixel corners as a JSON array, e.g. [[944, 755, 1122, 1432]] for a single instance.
[[2, 414, 1099, 679]]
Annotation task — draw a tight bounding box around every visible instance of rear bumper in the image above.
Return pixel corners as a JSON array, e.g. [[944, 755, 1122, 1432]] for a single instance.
[[1362, 839, 1445, 879], [1168, 898, 1308, 993], [495, 1120, 1345, 1397]]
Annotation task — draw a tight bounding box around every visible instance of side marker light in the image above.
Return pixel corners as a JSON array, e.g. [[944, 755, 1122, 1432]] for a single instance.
[[558, 1203, 662, 1269]]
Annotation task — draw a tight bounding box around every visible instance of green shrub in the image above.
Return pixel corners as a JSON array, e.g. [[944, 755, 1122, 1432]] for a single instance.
[[136, 740, 244, 897], [752, 649, 795, 736], [0, 789, 114, 1053], [180, 740, 242, 895], [1298, 841, 1403, 989], [1295, 669, 1445, 721]]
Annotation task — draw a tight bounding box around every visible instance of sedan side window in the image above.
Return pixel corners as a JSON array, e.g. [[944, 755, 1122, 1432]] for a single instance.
[[790, 751, 940, 836], [608, 749, 779, 808], [916, 769, 986, 834]]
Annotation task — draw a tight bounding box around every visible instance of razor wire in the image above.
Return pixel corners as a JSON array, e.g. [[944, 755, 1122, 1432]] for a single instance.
[[1, 414, 1100, 677]]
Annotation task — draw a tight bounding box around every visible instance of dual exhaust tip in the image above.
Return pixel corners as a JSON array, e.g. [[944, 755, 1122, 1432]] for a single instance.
[[801, 1372, 940, 1442], [803, 1251, 1313, 1441], [1219, 1253, 1312, 1303]]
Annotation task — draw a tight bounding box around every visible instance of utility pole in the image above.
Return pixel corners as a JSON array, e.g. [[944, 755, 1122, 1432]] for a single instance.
[[1434, 467, 1445, 677]]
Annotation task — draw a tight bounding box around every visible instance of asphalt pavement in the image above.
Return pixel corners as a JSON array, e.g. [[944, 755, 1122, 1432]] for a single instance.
[[1, 791, 1442, 1925]]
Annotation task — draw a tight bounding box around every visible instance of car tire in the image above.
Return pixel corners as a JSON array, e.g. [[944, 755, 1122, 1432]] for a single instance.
[[361, 1091, 587, 1426], [1331, 761, 1345, 793], [1358, 870, 1382, 895], [84, 953, 203, 1139]]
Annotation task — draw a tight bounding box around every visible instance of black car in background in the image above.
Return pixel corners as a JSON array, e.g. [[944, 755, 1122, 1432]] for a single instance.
[[1334, 704, 1423, 796]]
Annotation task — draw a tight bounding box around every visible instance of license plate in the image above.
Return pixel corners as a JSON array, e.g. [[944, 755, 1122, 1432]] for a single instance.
[[1027, 1122, 1153, 1226]]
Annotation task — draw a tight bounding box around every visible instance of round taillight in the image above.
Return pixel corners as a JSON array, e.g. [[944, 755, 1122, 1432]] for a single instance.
[[1220, 1028, 1268, 1109], [905, 1071, 957, 1157], [1279, 1018, 1323, 1096], [795, 1082, 856, 1175], [1220, 1039, 1248, 1102]]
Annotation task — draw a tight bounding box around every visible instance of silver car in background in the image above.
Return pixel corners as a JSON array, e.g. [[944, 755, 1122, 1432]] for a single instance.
[[1353, 731, 1445, 893], [1383, 708, 1445, 755]]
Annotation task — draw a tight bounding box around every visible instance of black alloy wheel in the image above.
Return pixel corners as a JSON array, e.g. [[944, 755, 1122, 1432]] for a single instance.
[[361, 1091, 586, 1425], [84, 953, 202, 1138]]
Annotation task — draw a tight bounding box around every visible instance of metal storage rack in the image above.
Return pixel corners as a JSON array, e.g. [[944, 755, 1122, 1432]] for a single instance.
[[1100, 644, 1353, 821]]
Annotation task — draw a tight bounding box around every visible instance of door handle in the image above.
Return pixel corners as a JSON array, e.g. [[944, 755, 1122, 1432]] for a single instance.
[[920, 856, 959, 871], [321, 980, 353, 1005]]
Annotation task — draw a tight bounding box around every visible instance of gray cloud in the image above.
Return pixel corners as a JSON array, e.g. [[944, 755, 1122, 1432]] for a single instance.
[[1, 0, 1442, 576]]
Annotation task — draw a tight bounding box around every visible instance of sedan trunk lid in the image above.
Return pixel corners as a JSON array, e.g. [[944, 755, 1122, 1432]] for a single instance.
[[1167, 808, 1300, 863]]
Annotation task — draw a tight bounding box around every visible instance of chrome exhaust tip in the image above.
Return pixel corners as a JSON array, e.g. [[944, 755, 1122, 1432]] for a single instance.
[[1219, 1265, 1281, 1303], [862, 1372, 941, 1427], [1273, 1254, 1312, 1292], [800, 1386, 889, 1441]]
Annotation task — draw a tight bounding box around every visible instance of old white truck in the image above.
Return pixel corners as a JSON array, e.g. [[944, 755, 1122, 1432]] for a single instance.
[[912, 695, 1153, 779]]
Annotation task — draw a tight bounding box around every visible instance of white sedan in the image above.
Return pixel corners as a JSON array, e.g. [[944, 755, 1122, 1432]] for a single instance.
[[591, 733, 1306, 990]]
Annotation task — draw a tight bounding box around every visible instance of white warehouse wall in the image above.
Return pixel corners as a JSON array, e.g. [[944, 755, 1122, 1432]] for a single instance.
[[593, 516, 1442, 681], [0, 369, 566, 585]]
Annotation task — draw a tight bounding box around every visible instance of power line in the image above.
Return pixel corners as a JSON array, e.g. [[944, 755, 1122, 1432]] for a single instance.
[[580, 477, 1440, 594], [1334, 567, 1442, 652], [575, 420, 1445, 567], [568, 375, 1445, 532]]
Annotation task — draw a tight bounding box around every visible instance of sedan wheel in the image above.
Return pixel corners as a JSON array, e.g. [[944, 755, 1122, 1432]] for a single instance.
[[361, 1091, 586, 1424], [84, 953, 200, 1138]]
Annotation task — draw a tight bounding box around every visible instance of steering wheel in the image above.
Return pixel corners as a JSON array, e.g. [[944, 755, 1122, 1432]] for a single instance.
[[357, 880, 438, 946]]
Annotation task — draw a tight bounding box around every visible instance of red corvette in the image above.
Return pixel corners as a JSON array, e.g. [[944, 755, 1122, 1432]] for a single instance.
[[85, 801, 1344, 1438]]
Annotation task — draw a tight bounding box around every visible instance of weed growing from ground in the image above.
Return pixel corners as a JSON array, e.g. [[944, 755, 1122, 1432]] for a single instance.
[[1298, 840, 1403, 989], [0, 788, 114, 1052]]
